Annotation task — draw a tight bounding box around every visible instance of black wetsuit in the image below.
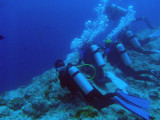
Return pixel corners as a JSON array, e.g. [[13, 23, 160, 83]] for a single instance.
[[117, 30, 154, 55], [58, 65, 115, 110]]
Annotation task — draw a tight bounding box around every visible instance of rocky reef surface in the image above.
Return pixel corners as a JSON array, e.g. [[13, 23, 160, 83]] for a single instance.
[[0, 28, 160, 120]]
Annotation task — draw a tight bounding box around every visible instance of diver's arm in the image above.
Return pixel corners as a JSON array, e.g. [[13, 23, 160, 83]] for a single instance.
[[133, 17, 154, 29]]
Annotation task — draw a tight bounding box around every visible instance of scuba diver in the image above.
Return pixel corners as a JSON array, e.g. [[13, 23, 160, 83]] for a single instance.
[[105, 4, 154, 29], [55, 59, 150, 120], [117, 29, 160, 55], [104, 39, 160, 85]]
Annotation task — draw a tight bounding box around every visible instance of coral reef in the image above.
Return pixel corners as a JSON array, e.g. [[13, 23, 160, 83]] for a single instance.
[[74, 106, 98, 119], [8, 98, 26, 110]]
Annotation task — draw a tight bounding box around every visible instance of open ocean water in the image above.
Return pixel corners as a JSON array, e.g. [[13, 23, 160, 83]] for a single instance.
[[0, 0, 99, 93], [0, 0, 160, 93]]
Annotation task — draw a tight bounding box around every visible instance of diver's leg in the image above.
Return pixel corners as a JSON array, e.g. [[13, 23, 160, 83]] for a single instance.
[[134, 17, 154, 29], [117, 65, 140, 78], [117, 65, 158, 85], [118, 65, 151, 81], [94, 93, 115, 110], [134, 70, 160, 85], [85, 89, 115, 110], [134, 48, 156, 55]]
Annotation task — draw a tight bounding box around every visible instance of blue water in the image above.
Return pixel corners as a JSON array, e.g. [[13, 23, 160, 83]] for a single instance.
[[0, 0, 160, 93]]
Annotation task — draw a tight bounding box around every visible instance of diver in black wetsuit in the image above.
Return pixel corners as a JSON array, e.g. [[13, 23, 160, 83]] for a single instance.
[[55, 59, 115, 109], [55, 59, 150, 120], [117, 29, 158, 55], [104, 40, 160, 85]]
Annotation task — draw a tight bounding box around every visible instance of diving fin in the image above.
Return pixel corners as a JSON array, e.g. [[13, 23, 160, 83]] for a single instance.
[[116, 90, 150, 110], [114, 96, 149, 120], [106, 71, 128, 94]]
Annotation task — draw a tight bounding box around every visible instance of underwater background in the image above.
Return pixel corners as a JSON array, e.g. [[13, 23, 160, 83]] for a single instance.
[[0, 0, 160, 120], [0, 0, 160, 93]]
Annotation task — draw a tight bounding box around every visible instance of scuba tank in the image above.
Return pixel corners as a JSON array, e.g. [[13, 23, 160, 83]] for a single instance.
[[111, 4, 127, 14], [68, 66, 94, 95], [116, 43, 132, 66], [126, 30, 141, 48], [90, 45, 105, 67], [106, 4, 127, 21]]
